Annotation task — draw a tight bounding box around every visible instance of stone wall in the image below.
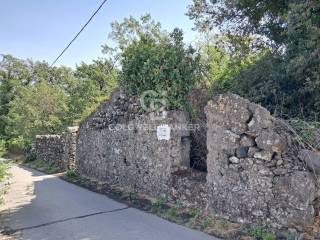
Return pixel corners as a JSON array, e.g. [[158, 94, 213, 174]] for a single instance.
[[205, 94, 317, 230], [35, 127, 78, 170], [35, 135, 65, 168], [63, 127, 78, 170], [34, 91, 320, 231], [76, 91, 191, 197]]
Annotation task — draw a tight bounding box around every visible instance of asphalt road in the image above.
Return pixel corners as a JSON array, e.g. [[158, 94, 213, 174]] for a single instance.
[[0, 165, 218, 240]]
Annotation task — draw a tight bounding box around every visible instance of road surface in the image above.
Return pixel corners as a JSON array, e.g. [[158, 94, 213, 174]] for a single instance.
[[0, 165, 218, 240]]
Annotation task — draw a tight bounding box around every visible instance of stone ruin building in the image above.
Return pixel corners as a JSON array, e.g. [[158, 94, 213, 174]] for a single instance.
[[35, 90, 320, 231]]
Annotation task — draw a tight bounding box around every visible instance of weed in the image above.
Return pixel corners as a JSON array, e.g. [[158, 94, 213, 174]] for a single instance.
[[250, 226, 276, 240], [166, 207, 183, 224], [152, 197, 167, 210], [221, 219, 230, 230], [66, 170, 77, 179], [201, 218, 212, 230], [187, 209, 202, 228]]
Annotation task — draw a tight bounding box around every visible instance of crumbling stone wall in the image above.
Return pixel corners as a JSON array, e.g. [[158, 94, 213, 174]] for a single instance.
[[205, 94, 317, 230], [34, 91, 319, 231], [76, 91, 191, 197], [35, 135, 65, 168]]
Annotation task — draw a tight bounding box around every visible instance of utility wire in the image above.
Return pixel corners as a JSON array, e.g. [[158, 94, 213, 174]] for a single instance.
[[50, 0, 108, 67]]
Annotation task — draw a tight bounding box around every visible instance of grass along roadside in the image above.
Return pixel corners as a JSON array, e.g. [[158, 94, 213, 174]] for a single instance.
[[0, 160, 11, 205], [23, 159, 61, 174]]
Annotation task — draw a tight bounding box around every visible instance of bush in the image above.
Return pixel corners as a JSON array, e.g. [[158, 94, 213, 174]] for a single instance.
[[250, 226, 276, 240], [0, 140, 6, 157], [120, 28, 202, 109], [7, 136, 29, 153], [66, 170, 78, 179], [0, 161, 9, 182]]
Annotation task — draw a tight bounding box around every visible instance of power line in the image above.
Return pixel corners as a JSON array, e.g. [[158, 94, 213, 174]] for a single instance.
[[50, 0, 108, 67]]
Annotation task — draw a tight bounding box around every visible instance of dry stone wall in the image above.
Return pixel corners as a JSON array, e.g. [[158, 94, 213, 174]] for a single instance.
[[63, 127, 78, 170], [35, 135, 66, 169], [76, 91, 191, 197], [205, 94, 317, 230], [35, 127, 78, 170], [34, 91, 320, 231]]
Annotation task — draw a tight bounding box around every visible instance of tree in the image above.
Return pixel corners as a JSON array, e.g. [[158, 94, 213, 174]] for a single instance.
[[103, 14, 166, 52], [102, 15, 203, 108], [0, 55, 32, 138], [5, 83, 68, 149], [285, 0, 320, 120], [187, 0, 289, 49], [68, 59, 118, 123], [75, 59, 118, 93], [188, 0, 320, 120], [0, 55, 77, 140], [120, 27, 202, 108]]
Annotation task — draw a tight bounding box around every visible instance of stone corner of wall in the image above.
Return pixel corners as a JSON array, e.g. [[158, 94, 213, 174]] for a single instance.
[[204, 93, 318, 231]]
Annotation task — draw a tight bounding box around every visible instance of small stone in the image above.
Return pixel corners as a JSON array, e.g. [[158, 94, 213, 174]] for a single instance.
[[255, 131, 286, 154], [248, 147, 259, 157], [236, 147, 248, 158], [240, 135, 255, 147], [254, 151, 273, 161], [276, 159, 283, 166], [273, 168, 288, 175], [229, 156, 240, 164]]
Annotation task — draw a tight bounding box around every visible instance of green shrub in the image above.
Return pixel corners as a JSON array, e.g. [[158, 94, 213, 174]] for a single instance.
[[0, 139, 6, 157], [66, 170, 78, 179], [0, 162, 9, 182], [7, 136, 29, 153], [120, 28, 202, 109], [250, 226, 276, 240]]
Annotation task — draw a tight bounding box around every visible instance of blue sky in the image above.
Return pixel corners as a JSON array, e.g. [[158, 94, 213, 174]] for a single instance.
[[0, 0, 198, 68]]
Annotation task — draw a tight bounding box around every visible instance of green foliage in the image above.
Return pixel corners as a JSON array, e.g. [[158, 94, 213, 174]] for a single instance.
[[0, 139, 6, 157], [120, 28, 202, 108], [166, 207, 184, 224], [230, 52, 287, 116], [5, 83, 68, 150], [285, 0, 320, 120], [66, 170, 78, 179], [105, 14, 165, 51], [0, 161, 9, 182], [250, 226, 276, 240], [152, 197, 167, 211], [103, 15, 203, 109], [187, 0, 289, 48], [191, 1, 320, 120], [69, 59, 118, 124], [199, 35, 266, 96], [0, 54, 117, 151]]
